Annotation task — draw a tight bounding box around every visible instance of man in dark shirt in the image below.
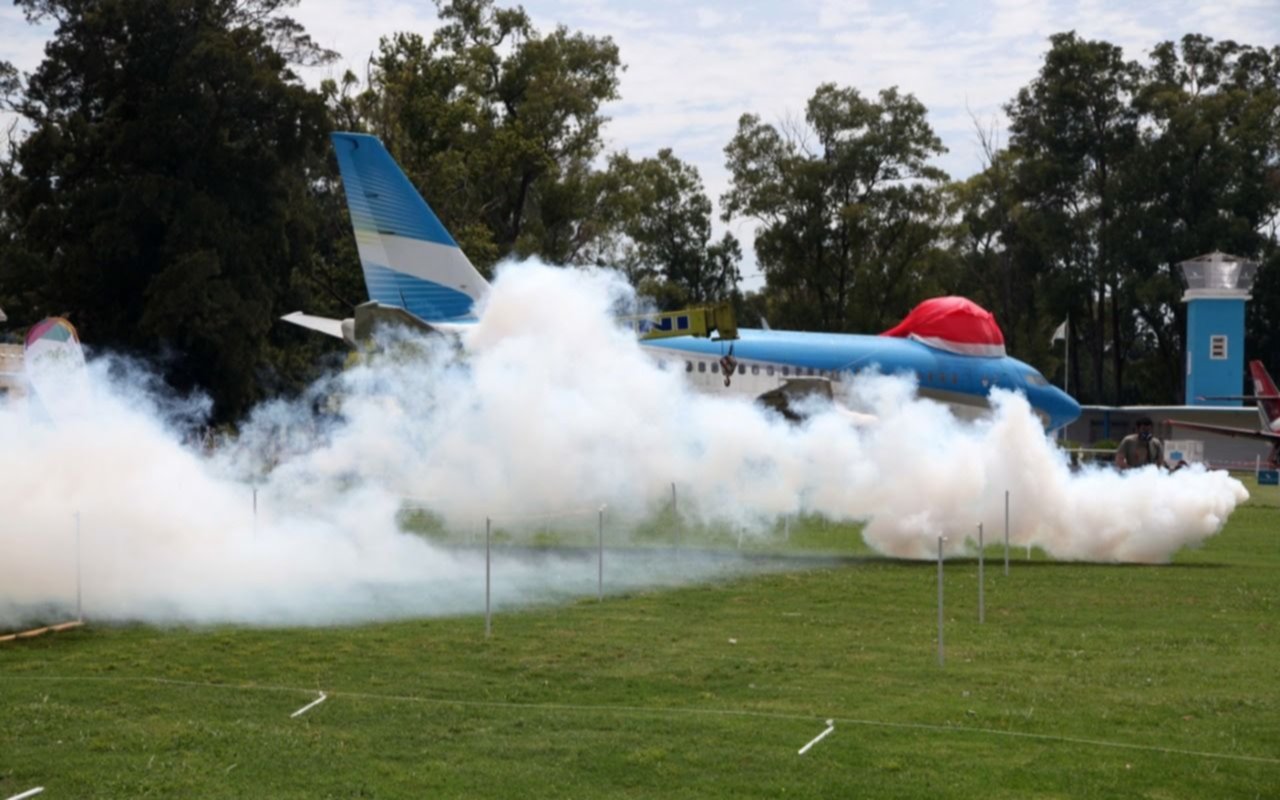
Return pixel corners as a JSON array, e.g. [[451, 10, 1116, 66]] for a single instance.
[[1115, 417, 1180, 470]]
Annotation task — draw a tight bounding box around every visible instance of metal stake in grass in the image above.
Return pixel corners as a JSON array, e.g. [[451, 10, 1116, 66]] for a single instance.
[[1004, 489, 1010, 577], [6, 787, 44, 800], [485, 517, 492, 638], [937, 535, 946, 667], [598, 505, 606, 602], [977, 523, 985, 624], [74, 510, 82, 623], [671, 482, 678, 556]]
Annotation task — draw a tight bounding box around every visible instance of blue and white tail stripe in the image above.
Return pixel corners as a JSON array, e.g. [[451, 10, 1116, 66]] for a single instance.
[[331, 132, 489, 322]]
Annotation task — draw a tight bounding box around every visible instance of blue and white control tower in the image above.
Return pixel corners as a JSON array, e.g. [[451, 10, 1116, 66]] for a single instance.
[[1180, 251, 1258, 406]]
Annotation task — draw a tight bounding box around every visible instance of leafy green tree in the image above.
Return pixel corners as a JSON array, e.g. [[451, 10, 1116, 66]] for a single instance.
[[946, 141, 1062, 372], [1003, 32, 1280, 404], [1005, 31, 1143, 404], [354, 0, 621, 272], [602, 149, 741, 309], [0, 0, 335, 419], [1133, 35, 1280, 398], [721, 83, 950, 333]]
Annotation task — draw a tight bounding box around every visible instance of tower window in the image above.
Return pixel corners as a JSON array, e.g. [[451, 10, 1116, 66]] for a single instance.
[[1210, 335, 1228, 360]]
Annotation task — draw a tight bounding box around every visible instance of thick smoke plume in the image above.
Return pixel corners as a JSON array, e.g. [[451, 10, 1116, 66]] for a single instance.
[[0, 263, 1248, 626]]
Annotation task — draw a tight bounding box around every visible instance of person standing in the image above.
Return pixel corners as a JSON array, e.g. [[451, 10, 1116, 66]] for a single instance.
[[1115, 417, 1170, 470]]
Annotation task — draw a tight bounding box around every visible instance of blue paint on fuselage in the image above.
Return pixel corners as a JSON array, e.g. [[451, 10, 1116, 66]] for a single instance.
[[644, 328, 1081, 430]]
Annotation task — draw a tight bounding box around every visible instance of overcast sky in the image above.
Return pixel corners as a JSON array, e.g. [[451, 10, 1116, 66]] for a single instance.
[[3, 0, 1278, 285]]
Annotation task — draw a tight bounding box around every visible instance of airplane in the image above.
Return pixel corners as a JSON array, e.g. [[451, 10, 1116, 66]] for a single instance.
[[283, 132, 1082, 432], [1168, 359, 1280, 467]]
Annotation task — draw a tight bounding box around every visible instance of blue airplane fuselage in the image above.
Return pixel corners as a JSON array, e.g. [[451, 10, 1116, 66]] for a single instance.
[[643, 328, 1080, 431]]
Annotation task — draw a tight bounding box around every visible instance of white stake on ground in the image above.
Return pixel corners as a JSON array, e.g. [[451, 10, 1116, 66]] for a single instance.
[[6, 788, 44, 800], [798, 719, 835, 755], [290, 691, 327, 718]]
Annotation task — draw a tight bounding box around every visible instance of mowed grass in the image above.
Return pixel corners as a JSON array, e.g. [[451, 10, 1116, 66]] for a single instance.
[[3, 484, 1278, 798]]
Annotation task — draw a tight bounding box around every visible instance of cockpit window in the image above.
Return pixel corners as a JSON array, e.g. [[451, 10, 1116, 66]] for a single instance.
[[1025, 371, 1049, 387]]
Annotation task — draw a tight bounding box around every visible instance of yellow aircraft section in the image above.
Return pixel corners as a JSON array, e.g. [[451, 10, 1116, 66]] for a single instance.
[[626, 302, 738, 342]]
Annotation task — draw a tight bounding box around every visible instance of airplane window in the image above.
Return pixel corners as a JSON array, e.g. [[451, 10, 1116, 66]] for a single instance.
[[738, 364, 746, 375], [951, 373, 959, 384], [767, 366, 775, 376], [1025, 372, 1050, 386], [751, 365, 759, 375], [711, 362, 720, 373], [782, 366, 791, 376], [698, 362, 706, 373], [685, 361, 693, 373]]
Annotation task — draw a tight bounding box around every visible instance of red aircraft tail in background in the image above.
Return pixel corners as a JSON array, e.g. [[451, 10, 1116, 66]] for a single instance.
[[1168, 359, 1280, 466]]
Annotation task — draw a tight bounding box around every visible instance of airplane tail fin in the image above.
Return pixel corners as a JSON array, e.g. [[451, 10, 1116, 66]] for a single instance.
[[330, 132, 489, 323], [1249, 360, 1280, 430]]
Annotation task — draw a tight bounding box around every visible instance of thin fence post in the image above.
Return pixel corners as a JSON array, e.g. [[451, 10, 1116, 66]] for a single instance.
[[977, 523, 985, 624], [671, 482, 678, 556], [598, 506, 605, 602], [1004, 490, 1010, 577], [75, 511, 82, 623], [485, 517, 492, 638], [937, 536, 946, 667], [252, 486, 258, 536]]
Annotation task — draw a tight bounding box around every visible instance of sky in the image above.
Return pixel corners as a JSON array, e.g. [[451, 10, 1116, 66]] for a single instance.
[[3, 0, 1279, 285]]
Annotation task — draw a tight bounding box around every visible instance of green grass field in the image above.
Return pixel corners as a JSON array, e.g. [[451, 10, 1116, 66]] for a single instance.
[[3, 483, 1278, 798]]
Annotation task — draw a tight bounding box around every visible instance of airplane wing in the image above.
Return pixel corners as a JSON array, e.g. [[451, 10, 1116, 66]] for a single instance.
[[1168, 419, 1280, 442]]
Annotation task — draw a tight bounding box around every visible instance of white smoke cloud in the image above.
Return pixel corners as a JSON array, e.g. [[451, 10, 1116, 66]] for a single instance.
[[0, 261, 1249, 627]]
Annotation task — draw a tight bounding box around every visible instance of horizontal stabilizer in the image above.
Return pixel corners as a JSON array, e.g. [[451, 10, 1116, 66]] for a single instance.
[[1168, 419, 1280, 442], [1196, 394, 1280, 401], [281, 312, 350, 341]]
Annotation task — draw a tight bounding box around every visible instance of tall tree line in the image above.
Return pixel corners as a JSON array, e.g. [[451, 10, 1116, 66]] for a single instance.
[[2, 0, 1277, 418]]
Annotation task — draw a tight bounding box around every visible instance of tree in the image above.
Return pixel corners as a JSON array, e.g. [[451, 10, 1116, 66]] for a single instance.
[[354, 0, 622, 272], [602, 149, 741, 309], [1134, 35, 1280, 399], [0, 0, 335, 419], [946, 145, 1058, 371], [721, 83, 950, 333], [1005, 32, 1143, 404]]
